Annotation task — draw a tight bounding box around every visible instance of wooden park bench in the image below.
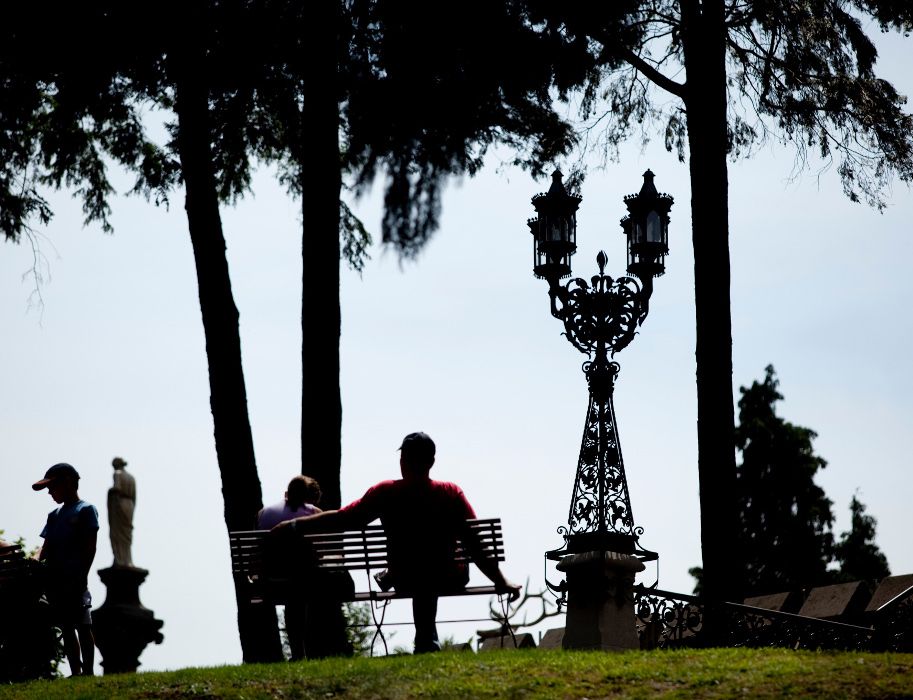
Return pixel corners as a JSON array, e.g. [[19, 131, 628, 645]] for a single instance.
[[229, 518, 513, 652]]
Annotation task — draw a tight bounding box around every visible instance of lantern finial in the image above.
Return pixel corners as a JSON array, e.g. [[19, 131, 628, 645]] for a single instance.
[[639, 169, 657, 197], [548, 169, 571, 198]]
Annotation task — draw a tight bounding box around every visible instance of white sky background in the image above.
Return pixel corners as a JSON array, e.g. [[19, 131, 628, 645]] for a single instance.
[[2, 28, 912, 671]]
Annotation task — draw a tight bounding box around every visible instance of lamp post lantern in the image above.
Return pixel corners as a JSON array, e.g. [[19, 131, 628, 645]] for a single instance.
[[528, 169, 580, 281], [527, 169, 673, 650], [621, 169, 672, 281]]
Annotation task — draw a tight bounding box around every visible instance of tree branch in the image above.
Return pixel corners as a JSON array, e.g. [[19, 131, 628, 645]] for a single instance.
[[598, 41, 686, 100]]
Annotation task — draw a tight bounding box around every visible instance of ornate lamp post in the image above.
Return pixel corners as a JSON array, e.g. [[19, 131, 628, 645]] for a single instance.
[[527, 168, 673, 650]]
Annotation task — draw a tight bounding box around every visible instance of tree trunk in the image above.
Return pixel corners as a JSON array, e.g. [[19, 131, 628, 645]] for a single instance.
[[296, 1, 350, 658], [173, 51, 282, 663], [301, 0, 342, 511], [681, 0, 744, 621]]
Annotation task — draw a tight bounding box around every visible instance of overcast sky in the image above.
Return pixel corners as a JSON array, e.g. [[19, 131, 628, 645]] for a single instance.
[[2, 27, 911, 672]]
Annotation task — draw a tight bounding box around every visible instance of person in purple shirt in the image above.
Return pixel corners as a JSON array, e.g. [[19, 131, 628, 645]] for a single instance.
[[257, 475, 323, 530], [258, 474, 323, 660], [33, 463, 98, 677]]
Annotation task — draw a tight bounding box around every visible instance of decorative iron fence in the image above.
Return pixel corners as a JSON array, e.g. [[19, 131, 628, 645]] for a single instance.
[[632, 585, 893, 652], [870, 587, 913, 652]]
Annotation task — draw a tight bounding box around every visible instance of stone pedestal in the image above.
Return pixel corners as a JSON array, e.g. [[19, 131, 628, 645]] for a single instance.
[[93, 566, 164, 674], [557, 550, 645, 651]]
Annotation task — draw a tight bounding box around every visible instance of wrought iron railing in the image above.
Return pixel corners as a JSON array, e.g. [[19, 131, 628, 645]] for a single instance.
[[870, 585, 913, 652], [633, 585, 879, 651]]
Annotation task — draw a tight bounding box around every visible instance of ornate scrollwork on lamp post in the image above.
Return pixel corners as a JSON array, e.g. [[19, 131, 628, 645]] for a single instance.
[[528, 168, 673, 565]]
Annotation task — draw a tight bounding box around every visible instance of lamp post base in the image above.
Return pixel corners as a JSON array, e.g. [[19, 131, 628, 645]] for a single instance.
[[92, 566, 164, 674], [556, 550, 645, 651]]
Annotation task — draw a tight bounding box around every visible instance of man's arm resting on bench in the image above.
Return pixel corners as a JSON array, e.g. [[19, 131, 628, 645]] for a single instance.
[[268, 509, 362, 537], [474, 555, 522, 602], [460, 526, 521, 602]]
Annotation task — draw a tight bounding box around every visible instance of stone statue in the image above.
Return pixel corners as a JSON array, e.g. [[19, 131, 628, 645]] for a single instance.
[[108, 456, 136, 568]]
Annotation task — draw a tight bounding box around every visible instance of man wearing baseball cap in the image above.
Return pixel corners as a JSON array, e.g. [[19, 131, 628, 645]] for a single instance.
[[272, 431, 521, 654], [33, 463, 99, 676]]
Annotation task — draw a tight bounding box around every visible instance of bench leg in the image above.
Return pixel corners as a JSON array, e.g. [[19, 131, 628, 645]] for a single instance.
[[369, 600, 390, 656], [491, 594, 519, 649]]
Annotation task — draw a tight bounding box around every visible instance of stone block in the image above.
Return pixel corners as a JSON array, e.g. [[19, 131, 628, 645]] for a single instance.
[[557, 551, 643, 651], [538, 627, 564, 650], [478, 632, 536, 651], [743, 591, 801, 614], [865, 574, 913, 613], [798, 581, 870, 621]]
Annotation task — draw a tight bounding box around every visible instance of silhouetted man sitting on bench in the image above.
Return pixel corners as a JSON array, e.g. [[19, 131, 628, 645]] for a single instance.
[[271, 431, 521, 653]]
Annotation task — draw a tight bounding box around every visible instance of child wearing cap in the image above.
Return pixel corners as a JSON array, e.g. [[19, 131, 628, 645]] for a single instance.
[[33, 463, 99, 677]]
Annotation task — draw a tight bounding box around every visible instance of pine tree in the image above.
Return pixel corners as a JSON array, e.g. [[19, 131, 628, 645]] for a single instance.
[[834, 495, 891, 583], [734, 366, 836, 595], [691, 366, 891, 597]]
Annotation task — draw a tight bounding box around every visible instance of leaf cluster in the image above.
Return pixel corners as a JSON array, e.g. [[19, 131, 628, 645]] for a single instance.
[[3, 1, 609, 268], [0, 2, 174, 242], [537, 1, 913, 207], [341, 0, 602, 257], [727, 0, 913, 208]]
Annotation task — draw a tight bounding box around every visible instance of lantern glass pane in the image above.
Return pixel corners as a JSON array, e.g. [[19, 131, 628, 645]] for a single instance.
[[646, 211, 662, 243], [548, 217, 560, 241]]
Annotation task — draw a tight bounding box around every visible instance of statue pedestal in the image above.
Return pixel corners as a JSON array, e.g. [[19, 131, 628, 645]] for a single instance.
[[557, 550, 645, 651], [93, 566, 164, 674]]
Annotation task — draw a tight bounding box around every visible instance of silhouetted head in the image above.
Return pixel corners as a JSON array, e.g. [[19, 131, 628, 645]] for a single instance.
[[398, 432, 436, 478], [286, 474, 321, 509], [32, 463, 80, 504], [112, 457, 127, 470]]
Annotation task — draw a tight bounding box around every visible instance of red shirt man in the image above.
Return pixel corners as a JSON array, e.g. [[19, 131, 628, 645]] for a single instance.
[[338, 476, 476, 592]]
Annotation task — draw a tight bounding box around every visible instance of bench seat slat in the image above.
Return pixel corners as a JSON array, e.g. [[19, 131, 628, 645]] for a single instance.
[[243, 582, 506, 605], [312, 551, 504, 567], [306, 533, 502, 547], [311, 543, 504, 557], [349, 585, 503, 603]]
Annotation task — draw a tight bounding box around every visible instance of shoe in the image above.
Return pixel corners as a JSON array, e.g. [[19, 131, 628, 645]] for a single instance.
[[413, 635, 441, 654], [374, 569, 394, 592]]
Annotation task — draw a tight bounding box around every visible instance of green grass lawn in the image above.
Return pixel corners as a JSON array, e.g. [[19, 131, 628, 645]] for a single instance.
[[2, 648, 912, 699]]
